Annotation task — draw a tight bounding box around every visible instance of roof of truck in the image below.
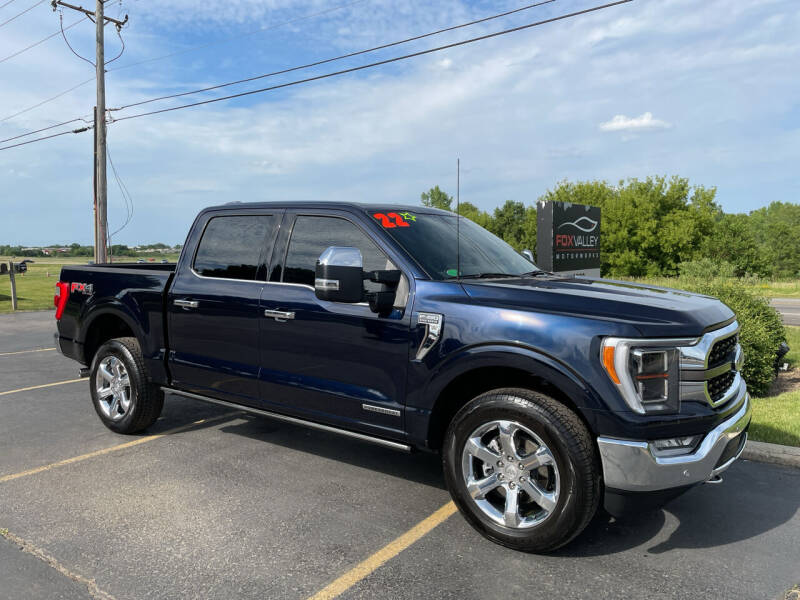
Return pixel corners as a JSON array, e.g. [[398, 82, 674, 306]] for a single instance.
[[202, 201, 452, 216]]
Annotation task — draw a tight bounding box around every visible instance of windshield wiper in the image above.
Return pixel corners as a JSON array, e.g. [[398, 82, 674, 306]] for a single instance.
[[519, 270, 551, 277], [451, 272, 519, 280]]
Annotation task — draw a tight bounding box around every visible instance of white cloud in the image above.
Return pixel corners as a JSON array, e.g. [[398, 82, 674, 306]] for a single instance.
[[599, 112, 672, 133], [1, 0, 799, 244]]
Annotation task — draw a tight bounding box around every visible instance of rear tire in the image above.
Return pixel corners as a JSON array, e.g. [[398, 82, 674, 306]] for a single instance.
[[442, 387, 600, 552], [89, 337, 164, 434]]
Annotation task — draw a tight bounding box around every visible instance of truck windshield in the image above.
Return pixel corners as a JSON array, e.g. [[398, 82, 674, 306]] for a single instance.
[[371, 211, 538, 280]]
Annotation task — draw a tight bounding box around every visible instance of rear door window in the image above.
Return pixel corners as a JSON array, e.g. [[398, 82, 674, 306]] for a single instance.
[[193, 215, 276, 280]]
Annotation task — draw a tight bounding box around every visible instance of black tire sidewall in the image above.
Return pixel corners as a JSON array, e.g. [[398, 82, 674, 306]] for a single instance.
[[443, 392, 594, 552], [89, 339, 144, 433]]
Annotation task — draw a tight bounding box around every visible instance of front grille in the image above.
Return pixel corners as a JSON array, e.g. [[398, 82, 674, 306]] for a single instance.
[[708, 335, 737, 369], [708, 370, 736, 403]]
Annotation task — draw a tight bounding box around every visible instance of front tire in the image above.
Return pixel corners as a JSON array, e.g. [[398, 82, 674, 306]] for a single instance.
[[90, 337, 164, 434], [442, 388, 600, 552]]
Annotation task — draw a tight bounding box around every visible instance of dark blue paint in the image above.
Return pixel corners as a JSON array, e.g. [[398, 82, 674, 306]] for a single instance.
[[56, 202, 739, 451]]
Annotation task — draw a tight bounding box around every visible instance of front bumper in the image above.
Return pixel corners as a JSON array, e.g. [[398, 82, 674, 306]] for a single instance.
[[597, 385, 751, 493]]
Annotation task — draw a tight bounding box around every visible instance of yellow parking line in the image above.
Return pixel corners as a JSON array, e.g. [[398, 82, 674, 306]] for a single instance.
[[307, 501, 458, 600], [0, 378, 84, 397], [0, 411, 241, 484], [0, 347, 56, 357]]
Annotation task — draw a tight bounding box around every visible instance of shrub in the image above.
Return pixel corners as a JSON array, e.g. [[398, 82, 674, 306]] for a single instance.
[[673, 279, 786, 397], [678, 258, 736, 279]]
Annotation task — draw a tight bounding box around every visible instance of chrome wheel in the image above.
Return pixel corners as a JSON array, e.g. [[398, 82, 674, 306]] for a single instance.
[[95, 355, 132, 421], [461, 419, 560, 529]]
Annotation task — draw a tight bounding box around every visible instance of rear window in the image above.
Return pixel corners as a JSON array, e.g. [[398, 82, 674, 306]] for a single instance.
[[193, 215, 275, 280]]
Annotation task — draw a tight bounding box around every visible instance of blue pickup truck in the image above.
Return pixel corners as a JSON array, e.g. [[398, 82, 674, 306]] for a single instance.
[[55, 202, 750, 552]]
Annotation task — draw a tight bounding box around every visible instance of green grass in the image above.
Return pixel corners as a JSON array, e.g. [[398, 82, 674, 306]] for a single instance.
[[624, 275, 800, 298], [750, 391, 800, 447], [0, 263, 62, 313], [747, 325, 800, 447], [783, 325, 800, 369], [0, 255, 180, 314]]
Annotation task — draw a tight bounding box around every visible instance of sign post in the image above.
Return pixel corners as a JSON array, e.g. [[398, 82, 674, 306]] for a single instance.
[[536, 201, 601, 277], [7, 261, 18, 311]]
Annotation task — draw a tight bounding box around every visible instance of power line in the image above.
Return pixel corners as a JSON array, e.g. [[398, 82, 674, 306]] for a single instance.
[[0, 114, 90, 144], [1, 0, 632, 151], [0, 17, 82, 65], [107, 0, 371, 74], [0, 77, 93, 122], [107, 141, 134, 240], [0, 0, 365, 126], [0, 124, 91, 151], [111, 0, 556, 113], [58, 11, 94, 66], [112, 1, 632, 124], [0, 0, 21, 11], [0, 0, 46, 28]]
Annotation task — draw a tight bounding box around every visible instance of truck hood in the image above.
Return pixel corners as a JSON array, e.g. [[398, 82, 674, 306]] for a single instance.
[[461, 275, 735, 338]]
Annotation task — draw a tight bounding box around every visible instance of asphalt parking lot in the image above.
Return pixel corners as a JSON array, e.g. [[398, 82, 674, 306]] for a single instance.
[[1, 311, 798, 600]]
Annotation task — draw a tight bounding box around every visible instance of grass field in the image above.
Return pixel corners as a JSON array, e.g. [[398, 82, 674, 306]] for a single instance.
[[0, 255, 180, 314], [625, 275, 800, 298]]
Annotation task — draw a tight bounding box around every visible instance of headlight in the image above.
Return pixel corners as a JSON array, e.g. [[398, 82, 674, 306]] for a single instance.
[[601, 338, 681, 414]]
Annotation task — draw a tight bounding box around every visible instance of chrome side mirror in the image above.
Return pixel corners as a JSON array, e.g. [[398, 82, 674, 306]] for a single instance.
[[522, 249, 535, 263], [315, 247, 364, 303]]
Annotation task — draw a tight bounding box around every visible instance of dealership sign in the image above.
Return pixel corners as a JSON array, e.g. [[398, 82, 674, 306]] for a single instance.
[[536, 201, 601, 277]]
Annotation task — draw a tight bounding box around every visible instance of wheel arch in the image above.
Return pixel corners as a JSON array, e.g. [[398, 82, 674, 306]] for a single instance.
[[80, 307, 140, 366], [421, 346, 601, 451]]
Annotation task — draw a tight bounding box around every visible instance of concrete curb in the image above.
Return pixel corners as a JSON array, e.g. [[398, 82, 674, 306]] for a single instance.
[[743, 440, 800, 468]]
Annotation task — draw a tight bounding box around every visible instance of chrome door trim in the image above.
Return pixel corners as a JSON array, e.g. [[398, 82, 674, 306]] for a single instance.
[[162, 387, 412, 452], [173, 299, 199, 309], [264, 309, 295, 321]]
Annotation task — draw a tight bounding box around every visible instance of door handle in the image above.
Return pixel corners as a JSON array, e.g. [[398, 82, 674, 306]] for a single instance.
[[264, 309, 295, 321], [174, 299, 199, 309]]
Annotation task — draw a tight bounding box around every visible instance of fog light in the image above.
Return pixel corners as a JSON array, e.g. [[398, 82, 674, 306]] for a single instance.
[[650, 435, 701, 457]]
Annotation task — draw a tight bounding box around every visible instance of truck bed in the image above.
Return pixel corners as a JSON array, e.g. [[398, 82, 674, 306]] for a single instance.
[[55, 262, 176, 384]]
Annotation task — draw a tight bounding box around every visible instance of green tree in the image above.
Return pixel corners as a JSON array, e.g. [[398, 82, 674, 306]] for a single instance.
[[420, 185, 453, 211]]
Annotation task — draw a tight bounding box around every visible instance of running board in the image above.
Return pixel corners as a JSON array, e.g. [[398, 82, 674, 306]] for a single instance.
[[161, 387, 413, 453]]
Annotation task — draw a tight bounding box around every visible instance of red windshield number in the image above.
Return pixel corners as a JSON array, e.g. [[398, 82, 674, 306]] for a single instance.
[[374, 212, 410, 228]]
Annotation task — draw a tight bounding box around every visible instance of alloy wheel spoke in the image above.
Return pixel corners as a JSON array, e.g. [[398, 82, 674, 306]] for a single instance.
[[520, 478, 557, 513], [98, 363, 114, 383], [467, 473, 501, 500], [497, 421, 518, 458], [465, 437, 500, 466], [519, 445, 556, 471], [108, 394, 120, 416], [503, 487, 521, 527]]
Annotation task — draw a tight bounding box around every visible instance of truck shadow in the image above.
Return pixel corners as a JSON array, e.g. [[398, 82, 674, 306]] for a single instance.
[[181, 405, 799, 556], [217, 413, 447, 490], [560, 459, 800, 556]]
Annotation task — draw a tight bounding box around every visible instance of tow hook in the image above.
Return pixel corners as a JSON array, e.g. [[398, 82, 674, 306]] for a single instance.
[[705, 474, 723, 484]]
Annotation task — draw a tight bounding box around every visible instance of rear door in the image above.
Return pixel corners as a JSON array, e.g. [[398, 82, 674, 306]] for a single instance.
[[258, 210, 413, 439], [168, 209, 282, 406]]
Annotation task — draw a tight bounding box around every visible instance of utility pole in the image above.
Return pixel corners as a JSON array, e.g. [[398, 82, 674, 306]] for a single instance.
[[94, 0, 107, 263], [52, 1, 127, 264]]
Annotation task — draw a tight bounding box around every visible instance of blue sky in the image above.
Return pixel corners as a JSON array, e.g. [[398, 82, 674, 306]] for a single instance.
[[0, 0, 797, 245]]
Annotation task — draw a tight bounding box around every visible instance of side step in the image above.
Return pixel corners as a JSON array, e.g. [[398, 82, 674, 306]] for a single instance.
[[161, 386, 413, 453]]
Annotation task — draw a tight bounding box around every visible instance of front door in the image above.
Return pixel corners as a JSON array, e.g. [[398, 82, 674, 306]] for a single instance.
[[258, 212, 413, 439]]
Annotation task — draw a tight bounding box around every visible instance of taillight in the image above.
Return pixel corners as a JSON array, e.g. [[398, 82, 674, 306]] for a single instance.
[[54, 281, 70, 320]]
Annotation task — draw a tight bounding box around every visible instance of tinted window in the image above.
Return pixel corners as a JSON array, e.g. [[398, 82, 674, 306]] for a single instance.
[[284, 216, 392, 289], [194, 215, 274, 280], [373, 210, 536, 280]]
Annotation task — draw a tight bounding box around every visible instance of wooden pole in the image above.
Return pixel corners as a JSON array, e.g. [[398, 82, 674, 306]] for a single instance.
[[8, 261, 17, 311]]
